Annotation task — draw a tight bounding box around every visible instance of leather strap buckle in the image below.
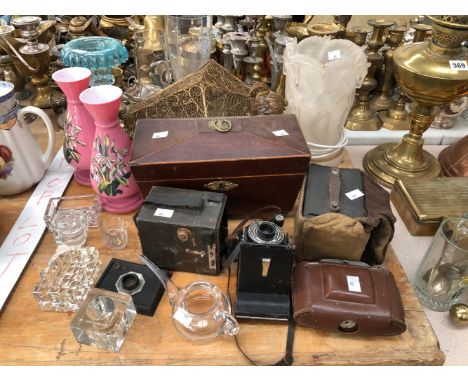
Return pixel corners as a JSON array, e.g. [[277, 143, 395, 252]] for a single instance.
[[329, 168, 341, 212]]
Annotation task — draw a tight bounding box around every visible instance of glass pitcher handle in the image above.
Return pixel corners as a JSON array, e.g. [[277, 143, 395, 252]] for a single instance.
[[218, 312, 239, 336], [17, 106, 56, 168]]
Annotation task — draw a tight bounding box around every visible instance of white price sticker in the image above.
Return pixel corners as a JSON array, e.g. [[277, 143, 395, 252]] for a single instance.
[[449, 60, 468, 71], [173, 308, 193, 327], [152, 131, 169, 139], [347, 275, 361, 293], [345, 189, 365, 200], [154, 208, 174, 218], [328, 50, 341, 61], [273, 129, 289, 137]]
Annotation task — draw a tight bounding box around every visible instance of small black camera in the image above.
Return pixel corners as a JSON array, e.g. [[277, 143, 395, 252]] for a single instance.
[[235, 214, 294, 321]]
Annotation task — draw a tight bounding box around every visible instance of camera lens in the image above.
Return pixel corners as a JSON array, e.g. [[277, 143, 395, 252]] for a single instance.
[[258, 222, 275, 240], [122, 273, 140, 291]]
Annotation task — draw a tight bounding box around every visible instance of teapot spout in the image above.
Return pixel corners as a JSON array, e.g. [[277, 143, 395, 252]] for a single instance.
[[140, 255, 179, 305]]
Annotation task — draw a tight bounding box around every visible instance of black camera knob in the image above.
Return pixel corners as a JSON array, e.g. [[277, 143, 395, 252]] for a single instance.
[[273, 214, 285, 227]]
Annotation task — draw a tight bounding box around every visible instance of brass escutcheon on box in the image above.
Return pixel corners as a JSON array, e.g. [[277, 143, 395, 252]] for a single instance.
[[204, 180, 238, 192]]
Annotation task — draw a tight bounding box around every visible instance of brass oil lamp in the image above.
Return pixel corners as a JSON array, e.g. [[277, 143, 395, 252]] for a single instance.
[[345, 19, 393, 131], [5, 16, 53, 108], [371, 25, 408, 113], [364, 16, 468, 188]]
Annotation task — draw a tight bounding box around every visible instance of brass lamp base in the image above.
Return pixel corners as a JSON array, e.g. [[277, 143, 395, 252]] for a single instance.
[[363, 141, 441, 188], [377, 110, 410, 130]]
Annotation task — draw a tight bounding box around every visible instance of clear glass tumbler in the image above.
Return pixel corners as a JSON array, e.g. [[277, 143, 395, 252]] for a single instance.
[[413, 217, 468, 311], [101, 216, 128, 250], [164, 15, 212, 81]]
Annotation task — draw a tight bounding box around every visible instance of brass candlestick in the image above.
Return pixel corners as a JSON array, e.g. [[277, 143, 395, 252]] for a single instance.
[[257, 16, 273, 84], [243, 36, 263, 85], [380, 23, 432, 130], [272, 15, 292, 38], [229, 31, 249, 80], [378, 88, 410, 130], [334, 15, 352, 39], [364, 16, 468, 188], [371, 25, 408, 113], [412, 23, 432, 42], [2, 17, 53, 108], [345, 20, 393, 131], [351, 26, 371, 47]]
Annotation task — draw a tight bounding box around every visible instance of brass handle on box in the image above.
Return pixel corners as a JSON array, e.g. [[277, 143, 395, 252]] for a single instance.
[[204, 180, 238, 192], [209, 119, 231, 133]]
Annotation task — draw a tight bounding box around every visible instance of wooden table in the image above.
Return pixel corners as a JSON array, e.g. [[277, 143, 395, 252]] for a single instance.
[[0, 116, 445, 365]]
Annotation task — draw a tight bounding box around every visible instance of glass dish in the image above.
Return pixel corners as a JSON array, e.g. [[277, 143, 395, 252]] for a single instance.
[[32, 246, 102, 312], [61, 37, 128, 86]]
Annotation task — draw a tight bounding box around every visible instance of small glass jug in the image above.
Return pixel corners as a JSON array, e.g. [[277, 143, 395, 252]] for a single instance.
[[140, 255, 239, 341], [413, 217, 468, 311]]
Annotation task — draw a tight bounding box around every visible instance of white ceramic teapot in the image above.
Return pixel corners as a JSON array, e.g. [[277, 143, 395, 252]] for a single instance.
[[0, 99, 56, 196]]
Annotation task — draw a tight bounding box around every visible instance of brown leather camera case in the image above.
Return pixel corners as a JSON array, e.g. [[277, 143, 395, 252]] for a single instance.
[[292, 260, 406, 336]]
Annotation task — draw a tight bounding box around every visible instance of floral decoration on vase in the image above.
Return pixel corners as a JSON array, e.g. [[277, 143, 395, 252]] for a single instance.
[[63, 112, 86, 164], [90, 134, 131, 196]]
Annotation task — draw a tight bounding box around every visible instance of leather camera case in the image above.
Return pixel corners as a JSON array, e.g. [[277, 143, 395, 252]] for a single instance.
[[292, 260, 406, 336], [294, 164, 396, 264]]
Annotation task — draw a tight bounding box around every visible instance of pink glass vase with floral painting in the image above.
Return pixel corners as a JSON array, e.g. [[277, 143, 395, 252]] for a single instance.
[[79, 85, 143, 214], [52, 67, 95, 186]]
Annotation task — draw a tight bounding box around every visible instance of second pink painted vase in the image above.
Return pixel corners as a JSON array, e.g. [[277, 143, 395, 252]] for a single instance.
[[79, 85, 143, 214], [52, 67, 95, 186]]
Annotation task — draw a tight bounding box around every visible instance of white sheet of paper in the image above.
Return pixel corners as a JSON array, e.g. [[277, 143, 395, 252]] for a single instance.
[[328, 50, 341, 60], [152, 131, 169, 139], [154, 208, 174, 218], [347, 275, 362, 293], [0, 149, 74, 311], [272, 130, 289, 137], [345, 189, 365, 200]]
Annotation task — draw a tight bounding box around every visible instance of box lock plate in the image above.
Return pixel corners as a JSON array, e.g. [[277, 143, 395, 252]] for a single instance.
[[204, 180, 238, 192]]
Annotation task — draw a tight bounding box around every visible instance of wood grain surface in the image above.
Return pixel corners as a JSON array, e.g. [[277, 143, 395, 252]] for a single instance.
[[0, 115, 445, 365]]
